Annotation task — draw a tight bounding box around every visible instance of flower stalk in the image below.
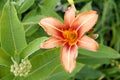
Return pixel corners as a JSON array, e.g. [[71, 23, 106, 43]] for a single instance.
[[67, 0, 74, 6]]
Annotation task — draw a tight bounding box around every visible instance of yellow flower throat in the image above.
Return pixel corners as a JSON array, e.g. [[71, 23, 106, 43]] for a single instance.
[[62, 30, 78, 46]]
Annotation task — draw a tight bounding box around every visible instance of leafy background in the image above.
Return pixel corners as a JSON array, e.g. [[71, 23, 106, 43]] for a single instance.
[[0, 0, 120, 80]]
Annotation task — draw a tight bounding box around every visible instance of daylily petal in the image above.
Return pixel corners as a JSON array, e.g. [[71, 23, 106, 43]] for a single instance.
[[60, 44, 78, 73], [38, 17, 64, 38], [78, 36, 98, 51], [64, 6, 76, 28], [40, 37, 63, 49], [71, 11, 98, 37]]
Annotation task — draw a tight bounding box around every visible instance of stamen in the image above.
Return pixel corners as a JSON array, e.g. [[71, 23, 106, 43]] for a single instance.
[[62, 30, 78, 45]]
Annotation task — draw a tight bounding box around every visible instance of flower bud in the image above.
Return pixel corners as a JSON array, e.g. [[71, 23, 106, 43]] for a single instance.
[[10, 58, 32, 77]]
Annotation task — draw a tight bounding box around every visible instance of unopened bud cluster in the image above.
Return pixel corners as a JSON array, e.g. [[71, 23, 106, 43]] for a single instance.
[[10, 59, 32, 77]]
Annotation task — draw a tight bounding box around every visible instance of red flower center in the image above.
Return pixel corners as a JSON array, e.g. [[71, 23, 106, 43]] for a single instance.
[[62, 30, 78, 46]]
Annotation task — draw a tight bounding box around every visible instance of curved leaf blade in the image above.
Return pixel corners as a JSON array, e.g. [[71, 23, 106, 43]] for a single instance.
[[46, 63, 84, 80], [18, 0, 35, 14], [80, 1, 92, 12], [0, 48, 12, 67], [78, 44, 120, 59], [43, 0, 60, 10], [39, 5, 63, 22], [0, 0, 27, 56], [0, 66, 11, 79], [20, 37, 48, 58]]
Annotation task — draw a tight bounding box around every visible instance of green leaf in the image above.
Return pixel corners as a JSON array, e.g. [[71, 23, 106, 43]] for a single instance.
[[111, 26, 120, 52], [77, 55, 111, 65], [25, 25, 39, 37], [22, 9, 46, 36], [24, 48, 84, 80], [1, 73, 14, 80], [22, 9, 37, 21], [22, 15, 45, 25], [39, 5, 63, 22], [22, 8, 44, 25], [17, 0, 35, 14], [101, 0, 114, 26], [0, 0, 6, 17], [78, 44, 120, 59], [75, 66, 102, 79], [20, 37, 48, 59], [26, 28, 47, 43], [46, 63, 84, 80], [2, 73, 23, 80], [0, 66, 10, 78], [24, 48, 60, 80], [0, 0, 7, 44], [0, 48, 12, 67], [43, 0, 60, 10], [80, 1, 92, 12], [0, 0, 27, 56]]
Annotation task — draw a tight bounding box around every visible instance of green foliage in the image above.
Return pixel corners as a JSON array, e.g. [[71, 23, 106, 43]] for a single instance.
[[0, 48, 12, 67], [25, 48, 84, 80], [20, 37, 48, 58], [39, 5, 63, 22], [0, 0, 27, 56], [75, 66, 102, 80], [0, 0, 120, 80], [80, 1, 92, 12], [42, 0, 60, 10], [78, 45, 120, 59], [16, 0, 35, 14]]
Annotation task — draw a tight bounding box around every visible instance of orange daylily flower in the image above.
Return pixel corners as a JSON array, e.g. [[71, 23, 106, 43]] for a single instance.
[[38, 6, 98, 73]]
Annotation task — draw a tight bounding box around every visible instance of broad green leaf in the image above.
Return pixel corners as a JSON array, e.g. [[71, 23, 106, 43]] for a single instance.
[[0, 0, 27, 56], [25, 25, 39, 37], [46, 63, 84, 80], [0, 48, 12, 67], [1, 69, 25, 80], [1, 73, 14, 80], [0, 66, 10, 78], [80, 1, 92, 12], [13, 0, 24, 6], [78, 44, 120, 59], [22, 15, 45, 25], [26, 28, 47, 43], [20, 37, 48, 59], [104, 67, 120, 75], [22, 9, 37, 21], [22, 9, 44, 24], [0, 0, 7, 44], [22, 9, 45, 36], [43, 0, 60, 10], [39, 5, 63, 22], [24, 48, 84, 80], [22, 8, 44, 25], [24, 48, 60, 80], [75, 66, 102, 80], [0, 0, 6, 17], [77, 55, 111, 65], [17, 0, 35, 14]]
